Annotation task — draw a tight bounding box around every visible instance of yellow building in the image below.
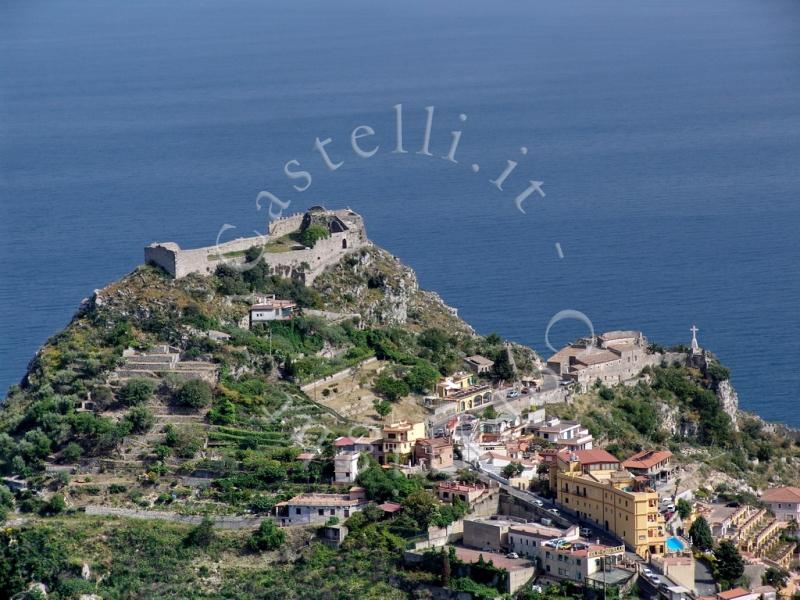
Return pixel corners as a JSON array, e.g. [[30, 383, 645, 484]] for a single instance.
[[435, 372, 493, 412], [552, 449, 665, 558], [382, 420, 426, 463]]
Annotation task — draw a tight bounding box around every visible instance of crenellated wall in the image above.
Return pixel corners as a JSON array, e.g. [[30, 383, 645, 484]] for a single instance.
[[144, 207, 368, 283]]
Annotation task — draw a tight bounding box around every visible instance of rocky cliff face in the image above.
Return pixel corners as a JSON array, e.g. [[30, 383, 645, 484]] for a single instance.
[[716, 379, 740, 432], [311, 246, 473, 334]]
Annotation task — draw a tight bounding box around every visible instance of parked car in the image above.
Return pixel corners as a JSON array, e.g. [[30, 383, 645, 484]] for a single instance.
[[506, 389, 520, 398], [579, 527, 592, 537], [506, 552, 519, 559], [532, 499, 544, 507], [642, 568, 653, 577], [548, 508, 560, 516], [434, 428, 445, 437], [650, 576, 662, 585]]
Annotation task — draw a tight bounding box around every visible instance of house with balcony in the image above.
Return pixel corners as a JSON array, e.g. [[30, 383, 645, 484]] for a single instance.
[[435, 372, 494, 412], [622, 449, 674, 483], [760, 486, 800, 523], [414, 437, 454, 469], [382, 420, 426, 464], [552, 448, 665, 558], [249, 295, 296, 326], [528, 416, 594, 451], [436, 481, 488, 506]]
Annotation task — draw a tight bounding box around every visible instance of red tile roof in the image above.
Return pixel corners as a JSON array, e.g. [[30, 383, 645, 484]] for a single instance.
[[761, 486, 800, 503], [716, 588, 751, 600], [622, 449, 673, 469], [559, 448, 620, 465]]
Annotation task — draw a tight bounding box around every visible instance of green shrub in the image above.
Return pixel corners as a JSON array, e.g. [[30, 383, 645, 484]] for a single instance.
[[248, 519, 285, 552], [177, 379, 213, 409], [118, 378, 156, 407], [299, 224, 330, 248]]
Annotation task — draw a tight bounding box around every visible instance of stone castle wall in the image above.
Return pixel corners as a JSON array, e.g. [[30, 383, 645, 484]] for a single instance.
[[144, 208, 368, 284]]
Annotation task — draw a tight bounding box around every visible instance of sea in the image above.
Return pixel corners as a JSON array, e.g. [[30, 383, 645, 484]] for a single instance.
[[2, 0, 800, 424]]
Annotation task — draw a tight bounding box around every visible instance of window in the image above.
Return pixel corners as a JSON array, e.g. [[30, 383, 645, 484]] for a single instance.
[[295, 508, 301, 515], [318, 509, 324, 516], [330, 509, 335, 516]]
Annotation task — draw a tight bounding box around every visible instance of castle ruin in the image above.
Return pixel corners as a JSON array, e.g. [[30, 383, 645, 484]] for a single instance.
[[144, 206, 368, 284]]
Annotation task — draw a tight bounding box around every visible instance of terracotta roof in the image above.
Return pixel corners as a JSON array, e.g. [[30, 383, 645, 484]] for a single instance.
[[378, 501, 403, 513], [573, 349, 619, 366], [277, 493, 364, 507], [465, 355, 494, 366], [416, 437, 451, 449], [761, 486, 800, 503], [559, 448, 620, 465], [716, 588, 751, 600], [623, 449, 673, 469], [334, 437, 354, 446]]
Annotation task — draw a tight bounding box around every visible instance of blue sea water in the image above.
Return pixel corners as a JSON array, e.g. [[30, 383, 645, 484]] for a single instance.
[[2, 0, 800, 423]]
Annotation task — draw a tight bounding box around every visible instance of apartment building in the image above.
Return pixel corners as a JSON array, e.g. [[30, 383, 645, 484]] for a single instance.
[[552, 448, 665, 557]]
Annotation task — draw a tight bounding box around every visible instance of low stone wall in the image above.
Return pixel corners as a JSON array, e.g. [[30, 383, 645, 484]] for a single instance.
[[84, 505, 264, 529]]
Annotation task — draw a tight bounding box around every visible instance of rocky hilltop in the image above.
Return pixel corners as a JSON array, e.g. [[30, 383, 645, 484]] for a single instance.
[[0, 208, 797, 599]]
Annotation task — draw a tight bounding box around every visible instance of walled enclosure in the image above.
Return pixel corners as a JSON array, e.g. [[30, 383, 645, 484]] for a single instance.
[[144, 206, 368, 284]]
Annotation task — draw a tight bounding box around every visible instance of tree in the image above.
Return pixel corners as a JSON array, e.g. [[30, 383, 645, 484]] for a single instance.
[[41, 494, 66, 516], [491, 348, 515, 382], [248, 519, 285, 551], [688, 516, 713, 551], [374, 375, 410, 402], [762, 566, 789, 589], [118, 378, 155, 406], [716, 540, 744, 586], [676, 498, 692, 520], [299, 224, 330, 248], [502, 462, 524, 479], [61, 442, 83, 463], [124, 406, 155, 434], [405, 363, 440, 394], [401, 490, 439, 530], [374, 400, 392, 418], [184, 516, 215, 547], [177, 379, 213, 409], [482, 405, 498, 420]]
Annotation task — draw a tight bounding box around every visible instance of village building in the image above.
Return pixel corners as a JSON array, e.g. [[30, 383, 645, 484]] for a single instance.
[[651, 555, 696, 594], [622, 449, 674, 483], [334, 451, 360, 484], [760, 486, 800, 522], [436, 481, 488, 506], [546, 330, 658, 390], [538, 542, 626, 585], [249, 295, 296, 326], [508, 523, 625, 586], [715, 588, 760, 600], [448, 547, 536, 595], [435, 371, 494, 412], [463, 354, 495, 375], [551, 448, 665, 558], [462, 516, 521, 552], [528, 416, 594, 451], [413, 437, 454, 469], [275, 487, 367, 525], [382, 420, 426, 464]]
